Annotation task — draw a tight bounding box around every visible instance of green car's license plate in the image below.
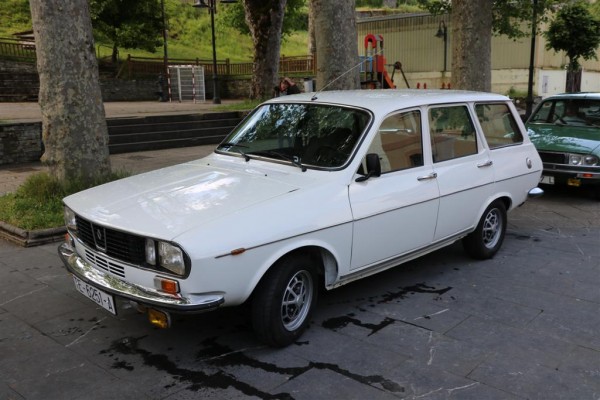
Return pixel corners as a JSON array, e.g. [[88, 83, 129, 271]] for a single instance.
[[540, 175, 554, 185]]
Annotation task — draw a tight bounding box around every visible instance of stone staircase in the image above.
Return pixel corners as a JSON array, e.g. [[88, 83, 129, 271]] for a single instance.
[[0, 71, 39, 102], [107, 112, 244, 154]]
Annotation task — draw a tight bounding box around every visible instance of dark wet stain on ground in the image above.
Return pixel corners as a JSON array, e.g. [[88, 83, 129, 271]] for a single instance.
[[321, 313, 395, 336], [102, 335, 405, 398], [378, 283, 452, 304], [508, 232, 541, 242], [97, 283, 455, 397]]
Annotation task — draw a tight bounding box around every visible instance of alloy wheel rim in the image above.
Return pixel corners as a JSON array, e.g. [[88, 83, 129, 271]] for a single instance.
[[482, 208, 502, 249], [281, 270, 313, 331]]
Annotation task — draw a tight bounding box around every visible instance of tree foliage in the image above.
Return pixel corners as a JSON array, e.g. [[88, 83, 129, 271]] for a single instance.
[[417, 0, 561, 39], [544, 1, 600, 72], [89, 0, 163, 62], [220, 0, 306, 39]]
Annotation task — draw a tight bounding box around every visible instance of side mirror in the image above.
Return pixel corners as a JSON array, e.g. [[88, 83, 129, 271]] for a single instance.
[[355, 153, 381, 182]]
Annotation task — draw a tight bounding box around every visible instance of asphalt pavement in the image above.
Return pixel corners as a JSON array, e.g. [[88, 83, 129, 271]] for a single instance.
[[1, 179, 599, 398]]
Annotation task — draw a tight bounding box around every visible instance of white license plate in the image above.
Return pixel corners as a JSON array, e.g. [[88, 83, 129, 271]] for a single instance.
[[540, 175, 554, 185], [73, 275, 117, 315]]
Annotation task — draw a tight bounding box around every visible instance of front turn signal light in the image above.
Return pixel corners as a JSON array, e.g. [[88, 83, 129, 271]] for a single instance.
[[154, 277, 179, 295]]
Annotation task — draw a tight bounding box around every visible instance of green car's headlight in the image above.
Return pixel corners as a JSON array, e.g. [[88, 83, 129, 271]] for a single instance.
[[569, 154, 599, 166], [583, 155, 599, 166]]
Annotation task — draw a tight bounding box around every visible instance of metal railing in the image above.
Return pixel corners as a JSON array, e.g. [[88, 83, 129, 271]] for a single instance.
[[118, 54, 316, 79], [0, 38, 316, 79], [0, 38, 36, 61]]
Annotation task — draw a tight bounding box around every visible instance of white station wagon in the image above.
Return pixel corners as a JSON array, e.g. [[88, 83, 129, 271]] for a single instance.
[[59, 90, 544, 346]]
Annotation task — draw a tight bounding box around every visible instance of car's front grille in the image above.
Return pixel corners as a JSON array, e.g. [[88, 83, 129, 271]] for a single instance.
[[84, 249, 126, 278], [75, 215, 146, 266], [538, 151, 567, 165]]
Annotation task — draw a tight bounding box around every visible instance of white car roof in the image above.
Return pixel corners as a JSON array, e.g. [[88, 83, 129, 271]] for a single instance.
[[267, 89, 509, 115]]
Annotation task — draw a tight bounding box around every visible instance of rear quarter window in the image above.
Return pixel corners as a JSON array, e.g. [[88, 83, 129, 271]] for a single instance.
[[476, 103, 523, 149]]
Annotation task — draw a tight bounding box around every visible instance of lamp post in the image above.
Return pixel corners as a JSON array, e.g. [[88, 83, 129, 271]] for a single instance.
[[525, 0, 538, 120], [161, 0, 168, 74], [435, 20, 448, 72], [193, 0, 236, 104], [161, 0, 168, 101]]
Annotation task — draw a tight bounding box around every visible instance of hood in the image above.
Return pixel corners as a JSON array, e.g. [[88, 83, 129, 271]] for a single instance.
[[64, 155, 314, 240], [527, 124, 600, 155]]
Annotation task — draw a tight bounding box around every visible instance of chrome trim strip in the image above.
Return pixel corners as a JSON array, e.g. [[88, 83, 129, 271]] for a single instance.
[[331, 229, 471, 289], [58, 243, 224, 313], [542, 165, 600, 178]]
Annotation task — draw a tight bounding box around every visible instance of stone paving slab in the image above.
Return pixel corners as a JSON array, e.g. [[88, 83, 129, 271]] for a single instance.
[[0, 164, 598, 399]]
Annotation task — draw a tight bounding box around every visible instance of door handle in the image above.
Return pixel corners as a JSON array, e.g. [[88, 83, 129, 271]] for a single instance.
[[477, 160, 493, 168], [417, 172, 438, 181]]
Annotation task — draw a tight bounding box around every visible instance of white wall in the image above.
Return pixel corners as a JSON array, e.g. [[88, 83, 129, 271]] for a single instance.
[[582, 70, 600, 92]]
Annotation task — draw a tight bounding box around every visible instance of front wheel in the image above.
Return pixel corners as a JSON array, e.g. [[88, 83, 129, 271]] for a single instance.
[[463, 200, 507, 260], [251, 254, 318, 347]]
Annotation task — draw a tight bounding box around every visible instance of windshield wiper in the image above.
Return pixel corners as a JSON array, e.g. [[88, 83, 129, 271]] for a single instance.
[[247, 150, 307, 172], [218, 142, 250, 161]]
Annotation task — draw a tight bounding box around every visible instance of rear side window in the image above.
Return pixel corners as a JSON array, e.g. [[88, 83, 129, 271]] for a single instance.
[[476, 103, 523, 149], [429, 105, 477, 163]]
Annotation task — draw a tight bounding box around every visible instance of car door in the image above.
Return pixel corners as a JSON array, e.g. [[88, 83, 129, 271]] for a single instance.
[[428, 104, 494, 241], [475, 102, 540, 204], [349, 109, 440, 271]]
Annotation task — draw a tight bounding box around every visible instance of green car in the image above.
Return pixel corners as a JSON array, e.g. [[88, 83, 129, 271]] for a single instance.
[[526, 93, 600, 194]]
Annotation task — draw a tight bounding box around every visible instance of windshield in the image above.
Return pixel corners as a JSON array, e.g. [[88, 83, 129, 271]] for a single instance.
[[529, 98, 600, 128], [216, 103, 371, 169]]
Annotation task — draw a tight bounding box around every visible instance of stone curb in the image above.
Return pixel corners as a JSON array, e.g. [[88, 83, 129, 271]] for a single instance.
[[0, 220, 65, 247]]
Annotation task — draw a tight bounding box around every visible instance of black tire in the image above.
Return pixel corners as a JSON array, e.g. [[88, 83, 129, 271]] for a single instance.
[[462, 200, 507, 260], [251, 254, 318, 347]]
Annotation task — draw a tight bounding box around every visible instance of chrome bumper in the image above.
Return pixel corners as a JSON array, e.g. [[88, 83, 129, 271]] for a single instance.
[[528, 187, 544, 198], [58, 243, 224, 313]]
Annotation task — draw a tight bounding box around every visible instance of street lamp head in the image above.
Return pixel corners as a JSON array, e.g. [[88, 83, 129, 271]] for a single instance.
[[192, 0, 209, 8], [435, 21, 447, 38]]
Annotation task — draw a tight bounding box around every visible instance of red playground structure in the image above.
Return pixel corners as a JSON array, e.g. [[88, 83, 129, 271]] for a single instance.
[[362, 34, 409, 89]]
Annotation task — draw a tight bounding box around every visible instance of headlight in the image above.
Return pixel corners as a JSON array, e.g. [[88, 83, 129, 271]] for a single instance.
[[568, 154, 599, 166], [145, 239, 156, 265], [145, 239, 186, 276], [64, 206, 77, 232], [569, 154, 582, 165], [158, 242, 186, 276]]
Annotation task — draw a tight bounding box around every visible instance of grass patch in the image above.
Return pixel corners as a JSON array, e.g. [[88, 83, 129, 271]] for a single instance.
[[216, 99, 262, 112], [0, 171, 129, 231]]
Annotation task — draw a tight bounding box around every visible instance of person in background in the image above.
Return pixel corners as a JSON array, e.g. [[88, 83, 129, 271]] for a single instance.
[[274, 77, 301, 97]]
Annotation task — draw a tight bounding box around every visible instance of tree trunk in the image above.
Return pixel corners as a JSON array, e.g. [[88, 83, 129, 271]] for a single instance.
[[450, 0, 492, 91], [112, 44, 119, 65], [307, 1, 316, 56], [29, 0, 111, 184], [243, 0, 287, 100], [312, 0, 360, 91], [566, 68, 582, 93]]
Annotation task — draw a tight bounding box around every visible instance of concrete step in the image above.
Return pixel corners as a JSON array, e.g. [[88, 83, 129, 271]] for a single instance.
[[106, 112, 243, 154]]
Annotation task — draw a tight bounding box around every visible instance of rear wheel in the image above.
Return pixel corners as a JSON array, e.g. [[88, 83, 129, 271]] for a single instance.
[[251, 254, 318, 347], [463, 200, 507, 259]]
